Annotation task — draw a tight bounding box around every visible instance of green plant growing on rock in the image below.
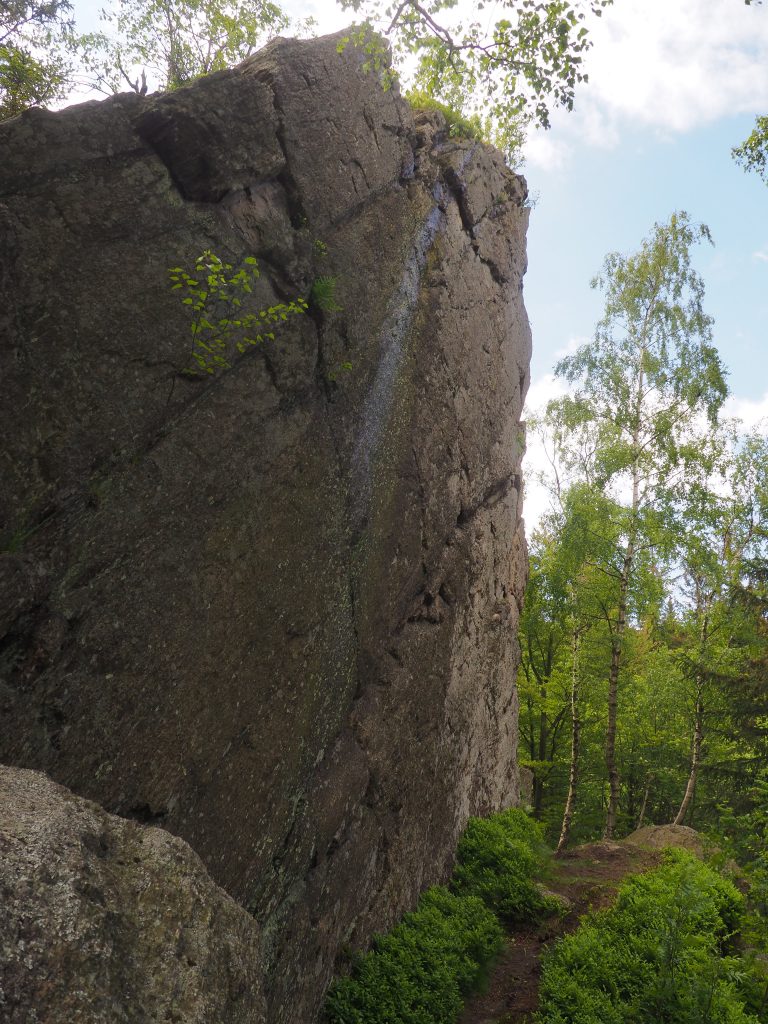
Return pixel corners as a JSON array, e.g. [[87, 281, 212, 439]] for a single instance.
[[406, 89, 486, 142], [310, 275, 343, 314], [169, 251, 307, 376]]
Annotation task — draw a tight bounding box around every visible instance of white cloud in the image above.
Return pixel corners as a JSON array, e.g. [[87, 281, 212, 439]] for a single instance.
[[523, 132, 571, 173], [523, 0, 768, 167], [521, 372, 570, 536], [283, 0, 349, 33], [581, 0, 768, 132], [524, 371, 568, 417], [753, 250, 768, 263], [552, 334, 591, 363], [723, 391, 768, 432]]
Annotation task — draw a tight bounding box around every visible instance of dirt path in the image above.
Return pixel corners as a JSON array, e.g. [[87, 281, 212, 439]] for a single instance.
[[458, 841, 661, 1024]]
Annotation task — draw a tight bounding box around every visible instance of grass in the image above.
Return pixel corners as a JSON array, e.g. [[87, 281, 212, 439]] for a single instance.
[[406, 90, 486, 144]]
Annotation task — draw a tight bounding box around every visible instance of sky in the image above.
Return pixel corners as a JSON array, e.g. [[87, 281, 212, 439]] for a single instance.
[[67, 0, 768, 531], [515, 0, 768, 527]]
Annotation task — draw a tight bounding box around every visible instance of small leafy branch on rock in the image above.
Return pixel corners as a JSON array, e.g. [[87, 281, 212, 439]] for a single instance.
[[169, 251, 308, 376]]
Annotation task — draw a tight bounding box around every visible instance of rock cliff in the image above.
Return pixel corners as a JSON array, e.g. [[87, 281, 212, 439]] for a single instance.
[[0, 31, 531, 1023]]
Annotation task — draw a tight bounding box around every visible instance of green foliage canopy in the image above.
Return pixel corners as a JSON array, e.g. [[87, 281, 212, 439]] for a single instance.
[[82, 0, 291, 94], [733, 115, 768, 186], [0, 0, 79, 118], [337, 0, 613, 155]]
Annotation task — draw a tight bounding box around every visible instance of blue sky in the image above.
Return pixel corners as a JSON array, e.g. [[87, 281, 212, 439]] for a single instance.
[[67, 0, 768, 526], [525, 113, 768, 402]]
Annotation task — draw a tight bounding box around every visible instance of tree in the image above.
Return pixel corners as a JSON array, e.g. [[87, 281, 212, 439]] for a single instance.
[[548, 211, 728, 839], [673, 431, 768, 825], [733, 115, 768, 186], [0, 0, 79, 118], [519, 518, 573, 820], [337, 0, 613, 152], [83, 0, 291, 95]]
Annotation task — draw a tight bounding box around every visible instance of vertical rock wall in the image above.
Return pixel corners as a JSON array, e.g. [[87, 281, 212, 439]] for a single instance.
[[0, 32, 531, 1023]]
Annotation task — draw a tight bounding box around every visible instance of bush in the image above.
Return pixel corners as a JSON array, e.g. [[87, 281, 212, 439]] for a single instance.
[[452, 807, 559, 923], [538, 850, 758, 1024], [405, 90, 486, 143], [324, 808, 554, 1024], [324, 886, 503, 1024]]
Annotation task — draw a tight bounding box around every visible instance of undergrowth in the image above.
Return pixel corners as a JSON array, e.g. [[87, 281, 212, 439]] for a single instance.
[[324, 808, 554, 1024], [406, 89, 486, 143], [537, 849, 763, 1024], [453, 808, 560, 924]]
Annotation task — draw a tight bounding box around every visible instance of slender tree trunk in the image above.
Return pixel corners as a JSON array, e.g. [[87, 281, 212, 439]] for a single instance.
[[534, 702, 548, 818], [636, 773, 653, 829], [674, 612, 708, 826], [674, 686, 704, 825], [626, 762, 637, 823], [557, 629, 582, 853], [606, 339, 647, 835], [604, 541, 633, 839], [604, 349, 645, 840]]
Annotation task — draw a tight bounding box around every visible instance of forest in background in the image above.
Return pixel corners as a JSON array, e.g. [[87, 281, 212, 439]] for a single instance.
[[518, 210, 768, 916]]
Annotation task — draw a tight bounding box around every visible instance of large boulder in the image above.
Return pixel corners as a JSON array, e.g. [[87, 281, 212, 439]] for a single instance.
[[624, 824, 706, 858], [0, 31, 531, 1023], [0, 765, 266, 1023]]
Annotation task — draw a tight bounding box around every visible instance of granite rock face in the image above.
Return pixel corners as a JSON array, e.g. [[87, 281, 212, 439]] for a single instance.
[[624, 824, 707, 857], [0, 31, 531, 1023], [0, 765, 266, 1024]]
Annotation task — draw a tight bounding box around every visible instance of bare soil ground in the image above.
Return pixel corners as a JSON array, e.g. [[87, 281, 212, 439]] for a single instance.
[[458, 841, 662, 1024]]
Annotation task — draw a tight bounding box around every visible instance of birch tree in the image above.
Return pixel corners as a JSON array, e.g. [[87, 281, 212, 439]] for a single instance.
[[674, 431, 768, 825], [548, 211, 728, 839]]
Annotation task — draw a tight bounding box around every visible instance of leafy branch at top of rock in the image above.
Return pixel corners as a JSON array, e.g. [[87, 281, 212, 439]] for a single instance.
[[80, 0, 294, 95], [169, 251, 308, 376], [0, 0, 81, 118], [337, 0, 613, 154]]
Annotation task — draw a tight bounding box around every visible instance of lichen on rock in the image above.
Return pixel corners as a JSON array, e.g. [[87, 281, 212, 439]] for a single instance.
[[0, 766, 267, 1024]]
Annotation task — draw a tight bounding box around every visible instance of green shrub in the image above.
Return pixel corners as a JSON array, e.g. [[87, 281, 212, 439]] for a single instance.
[[452, 807, 559, 923], [310, 275, 343, 314], [538, 850, 758, 1024], [405, 90, 486, 143], [324, 809, 554, 1024], [324, 886, 503, 1024]]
